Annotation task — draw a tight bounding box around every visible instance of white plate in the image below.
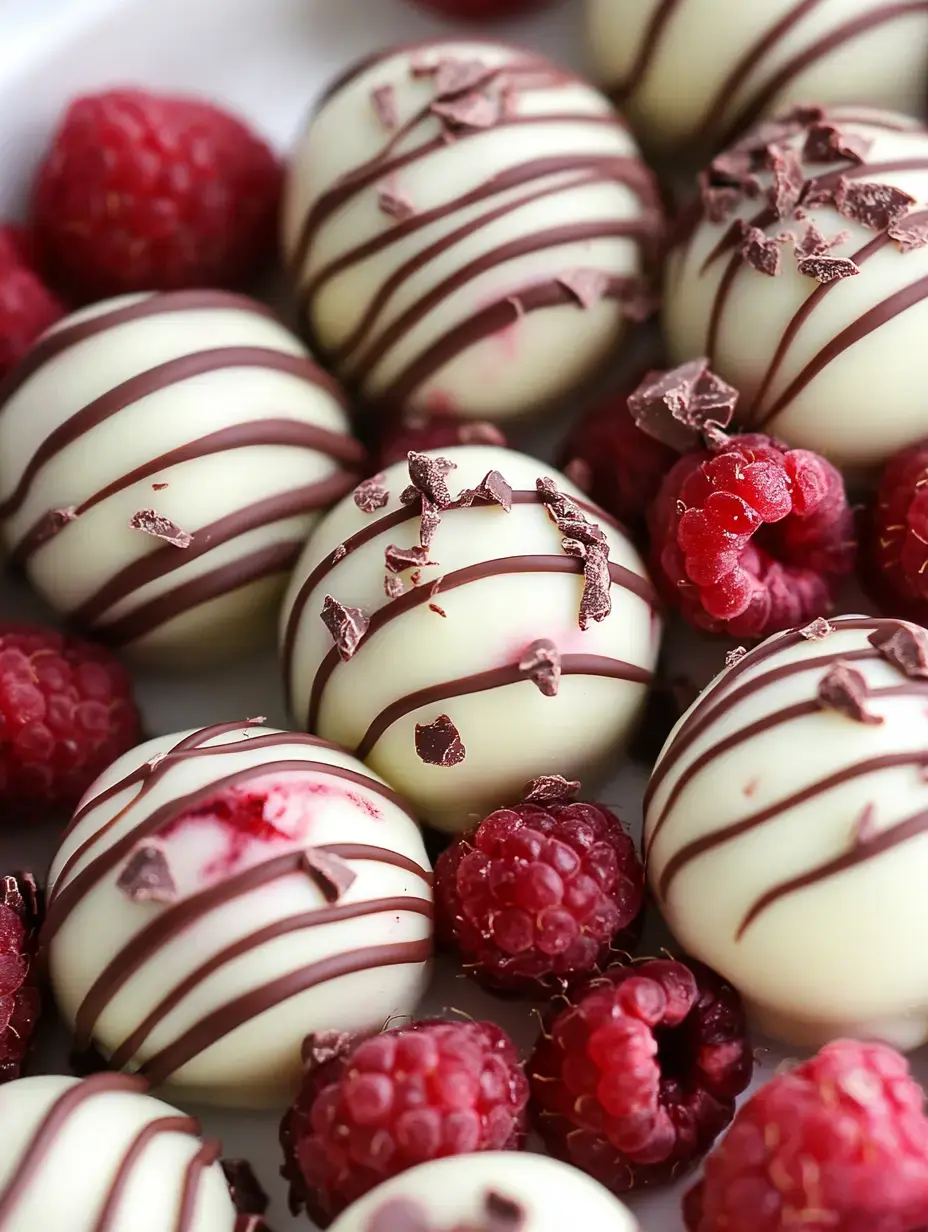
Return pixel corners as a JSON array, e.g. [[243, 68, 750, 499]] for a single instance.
[[0, 1, 793, 1229]]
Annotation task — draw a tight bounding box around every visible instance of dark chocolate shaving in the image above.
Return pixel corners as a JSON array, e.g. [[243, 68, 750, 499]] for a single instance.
[[817, 662, 883, 725], [302, 848, 357, 903], [378, 179, 415, 221], [577, 541, 612, 630], [354, 474, 390, 513], [384, 574, 405, 600], [429, 603, 446, 617], [432, 91, 501, 132], [522, 774, 581, 804], [767, 145, 804, 219], [800, 617, 834, 640], [796, 221, 851, 259], [890, 215, 928, 252], [457, 469, 514, 511], [128, 509, 192, 548], [415, 714, 466, 766], [407, 452, 456, 509], [221, 1160, 269, 1217], [301, 1030, 356, 1070], [371, 84, 399, 131], [627, 359, 739, 452], [434, 57, 493, 99], [834, 178, 914, 232], [320, 595, 369, 661], [116, 843, 177, 904], [152, 482, 168, 491], [740, 224, 785, 276], [869, 623, 928, 678], [30, 506, 79, 550], [796, 253, 860, 284], [699, 175, 741, 224], [385, 543, 435, 573], [419, 495, 441, 548], [802, 124, 872, 165], [518, 638, 561, 697], [332, 544, 347, 563], [536, 476, 613, 629], [557, 268, 610, 309]]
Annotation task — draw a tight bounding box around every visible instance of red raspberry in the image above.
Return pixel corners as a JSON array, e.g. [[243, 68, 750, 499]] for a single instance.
[[435, 802, 644, 997], [0, 624, 141, 818], [0, 262, 64, 381], [375, 415, 507, 472], [0, 872, 42, 1083], [684, 1039, 928, 1232], [860, 440, 928, 624], [0, 224, 43, 274], [280, 1019, 529, 1227], [33, 90, 281, 301], [406, 0, 550, 21], [528, 959, 752, 1193], [648, 433, 855, 639]]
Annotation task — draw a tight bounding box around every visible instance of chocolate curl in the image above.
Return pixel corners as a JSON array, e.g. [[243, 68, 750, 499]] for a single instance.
[[627, 359, 738, 453], [116, 843, 178, 904]]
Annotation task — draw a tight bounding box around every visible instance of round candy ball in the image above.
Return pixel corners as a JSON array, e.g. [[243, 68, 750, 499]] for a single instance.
[[588, 0, 928, 159], [0, 290, 364, 666], [0, 1073, 237, 1231], [327, 1151, 639, 1232], [644, 614, 928, 1050], [46, 723, 433, 1107], [281, 445, 661, 833], [664, 106, 928, 469], [282, 39, 663, 424]]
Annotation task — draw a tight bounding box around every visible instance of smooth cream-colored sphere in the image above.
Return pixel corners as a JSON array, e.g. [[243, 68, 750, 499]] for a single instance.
[[588, 0, 928, 158], [0, 1074, 237, 1232], [46, 724, 433, 1107], [645, 615, 928, 1050], [281, 446, 661, 832], [282, 38, 662, 423]]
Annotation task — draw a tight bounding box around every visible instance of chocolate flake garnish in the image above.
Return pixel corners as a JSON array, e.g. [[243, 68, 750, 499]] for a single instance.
[[817, 662, 883, 725], [869, 623, 928, 678], [419, 495, 441, 548], [221, 1160, 269, 1218], [434, 57, 492, 99], [796, 253, 860, 284], [890, 215, 928, 252], [627, 359, 739, 452], [852, 802, 880, 847], [522, 774, 581, 804], [429, 603, 447, 617], [557, 268, 610, 310], [457, 469, 513, 511], [384, 574, 404, 600], [415, 714, 466, 766], [834, 177, 914, 232], [129, 509, 193, 548], [800, 617, 834, 640], [536, 476, 613, 628], [699, 174, 741, 224], [518, 638, 561, 697], [117, 843, 177, 904], [431, 91, 501, 132], [726, 646, 748, 667], [371, 84, 399, 131], [302, 848, 357, 903], [152, 482, 168, 491], [320, 595, 369, 661], [767, 146, 805, 219], [803, 123, 872, 165], [31, 506, 79, 549], [577, 541, 612, 630], [332, 544, 347, 563], [740, 224, 785, 276], [301, 1030, 355, 1070], [408, 452, 456, 509], [796, 221, 850, 259], [354, 474, 390, 513], [378, 178, 415, 222], [385, 543, 435, 573]]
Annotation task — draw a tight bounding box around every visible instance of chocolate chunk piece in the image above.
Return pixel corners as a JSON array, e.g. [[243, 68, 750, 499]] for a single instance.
[[522, 774, 581, 804], [116, 843, 177, 904], [817, 662, 883, 725], [320, 595, 369, 661], [557, 268, 610, 309], [577, 541, 612, 631], [740, 224, 785, 275], [834, 178, 914, 231], [890, 215, 928, 252], [432, 91, 501, 132], [30, 506, 79, 550], [371, 85, 399, 131], [301, 849, 357, 903], [354, 474, 390, 513], [767, 146, 804, 219], [221, 1160, 269, 1217], [796, 254, 859, 284], [803, 123, 872, 165], [378, 179, 415, 221], [800, 617, 834, 641], [457, 469, 513, 511], [407, 452, 456, 509], [415, 714, 466, 766], [385, 544, 435, 574], [627, 359, 738, 452], [726, 646, 748, 666], [434, 58, 493, 99], [128, 509, 193, 548], [301, 1030, 356, 1070], [518, 638, 561, 697], [384, 574, 405, 599], [869, 623, 928, 678]]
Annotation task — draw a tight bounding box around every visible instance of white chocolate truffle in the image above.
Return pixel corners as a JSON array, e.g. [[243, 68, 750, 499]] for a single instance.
[[46, 723, 433, 1108], [664, 106, 928, 469], [0, 1074, 237, 1232], [328, 1152, 639, 1232], [282, 40, 662, 424], [281, 446, 661, 833], [644, 614, 928, 1050], [588, 0, 928, 158], [0, 291, 364, 666]]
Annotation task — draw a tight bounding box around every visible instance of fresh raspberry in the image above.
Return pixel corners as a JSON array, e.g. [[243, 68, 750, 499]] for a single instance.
[[0, 872, 42, 1083], [435, 801, 644, 997], [33, 89, 281, 301], [0, 236, 64, 381], [406, 0, 550, 21], [280, 1019, 529, 1226], [648, 433, 855, 639], [0, 624, 141, 818], [0, 224, 43, 274], [528, 959, 752, 1193], [860, 440, 928, 625], [375, 415, 507, 472], [684, 1039, 928, 1232]]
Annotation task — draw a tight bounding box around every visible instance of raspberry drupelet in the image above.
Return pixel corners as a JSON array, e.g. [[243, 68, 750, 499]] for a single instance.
[[528, 959, 752, 1193], [434, 801, 645, 997], [0, 872, 42, 1083], [684, 1039, 928, 1232], [280, 1019, 529, 1227], [648, 433, 855, 639], [861, 440, 928, 625]]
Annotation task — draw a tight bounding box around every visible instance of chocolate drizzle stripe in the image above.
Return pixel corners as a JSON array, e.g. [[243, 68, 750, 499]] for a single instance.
[[658, 749, 928, 901], [105, 896, 433, 1071], [306, 554, 654, 729], [175, 1139, 223, 1232], [0, 290, 282, 408], [137, 938, 433, 1087], [737, 803, 928, 938], [0, 348, 351, 522], [95, 1116, 201, 1232], [609, 0, 681, 103], [0, 1073, 151, 1220], [354, 655, 652, 760]]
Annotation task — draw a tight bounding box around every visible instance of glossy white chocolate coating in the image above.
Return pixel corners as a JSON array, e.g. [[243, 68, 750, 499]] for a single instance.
[[0, 291, 361, 666], [0, 1075, 237, 1232], [665, 107, 928, 468], [328, 1151, 639, 1232], [645, 615, 928, 1049], [47, 725, 433, 1108], [282, 39, 660, 423], [588, 0, 928, 158], [281, 446, 661, 833]]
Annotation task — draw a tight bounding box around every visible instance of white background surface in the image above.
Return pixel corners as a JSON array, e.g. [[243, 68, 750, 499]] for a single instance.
[[0, 1, 787, 1229]]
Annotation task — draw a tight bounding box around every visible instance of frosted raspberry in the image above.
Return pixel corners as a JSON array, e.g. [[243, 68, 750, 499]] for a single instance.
[[0, 624, 141, 817], [435, 802, 644, 997], [0, 872, 42, 1083], [685, 1039, 928, 1232], [528, 960, 752, 1193], [861, 440, 928, 624], [648, 433, 855, 638], [375, 415, 507, 471], [281, 1019, 529, 1226]]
